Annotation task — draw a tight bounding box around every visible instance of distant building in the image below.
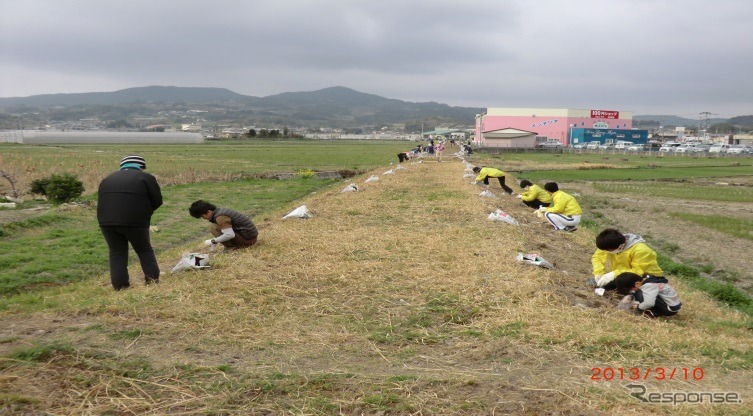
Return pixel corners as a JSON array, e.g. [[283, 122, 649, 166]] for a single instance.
[[475, 107, 637, 147]]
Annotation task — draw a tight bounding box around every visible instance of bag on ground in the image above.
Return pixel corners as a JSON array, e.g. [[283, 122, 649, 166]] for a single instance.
[[283, 205, 313, 219], [488, 209, 519, 225], [171, 253, 210, 273], [516, 252, 554, 269]]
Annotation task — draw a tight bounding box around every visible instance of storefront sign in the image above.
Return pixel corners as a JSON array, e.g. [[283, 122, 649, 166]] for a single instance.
[[593, 122, 609, 129], [591, 110, 619, 119]]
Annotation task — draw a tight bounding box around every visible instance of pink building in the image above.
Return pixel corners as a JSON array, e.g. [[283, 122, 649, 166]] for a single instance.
[[475, 107, 634, 147]]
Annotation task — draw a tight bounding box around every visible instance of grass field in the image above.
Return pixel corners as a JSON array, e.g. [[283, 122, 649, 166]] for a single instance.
[[2, 143, 753, 414]]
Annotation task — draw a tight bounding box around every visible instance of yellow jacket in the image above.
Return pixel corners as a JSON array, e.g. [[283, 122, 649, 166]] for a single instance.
[[591, 234, 663, 277], [544, 190, 582, 216], [520, 184, 552, 204], [475, 167, 506, 182]]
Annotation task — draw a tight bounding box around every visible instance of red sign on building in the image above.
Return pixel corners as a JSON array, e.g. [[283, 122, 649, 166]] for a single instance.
[[590, 110, 619, 119]]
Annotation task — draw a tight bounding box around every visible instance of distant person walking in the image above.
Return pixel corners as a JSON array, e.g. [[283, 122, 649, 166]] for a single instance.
[[517, 179, 552, 209], [189, 200, 259, 251], [472, 166, 514, 195], [435, 141, 445, 161], [97, 155, 162, 290], [540, 182, 582, 232]]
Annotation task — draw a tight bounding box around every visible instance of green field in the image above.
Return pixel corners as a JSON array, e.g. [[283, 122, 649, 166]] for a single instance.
[[1, 140, 414, 296]]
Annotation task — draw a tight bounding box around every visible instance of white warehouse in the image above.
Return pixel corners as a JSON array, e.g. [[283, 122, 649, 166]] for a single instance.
[[0, 131, 204, 144]]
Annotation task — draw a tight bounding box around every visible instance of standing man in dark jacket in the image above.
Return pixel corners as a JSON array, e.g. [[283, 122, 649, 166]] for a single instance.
[[189, 200, 258, 251], [97, 155, 163, 290]]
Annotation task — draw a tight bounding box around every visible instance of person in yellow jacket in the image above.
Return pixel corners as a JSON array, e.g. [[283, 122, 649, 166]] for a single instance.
[[590, 228, 664, 290], [540, 182, 581, 232], [517, 179, 552, 209], [472, 166, 514, 195]]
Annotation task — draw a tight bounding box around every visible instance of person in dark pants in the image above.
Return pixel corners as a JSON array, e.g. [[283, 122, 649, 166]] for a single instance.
[[397, 152, 411, 163], [189, 200, 259, 251], [614, 272, 682, 317], [97, 155, 163, 290], [517, 179, 552, 209], [472, 166, 514, 195]]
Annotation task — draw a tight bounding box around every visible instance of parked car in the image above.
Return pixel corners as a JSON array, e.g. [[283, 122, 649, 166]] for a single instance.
[[598, 143, 614, 150], [614, 141, 634, 150], [537, 141, 563, 149], [585, 141, 601, 149], [709, 144, 731, 153], [627, 144, 645, 151], [673, 143, 697, 153], [689, 144, 711, 153], [727, 145, 749, 154], [572, 143, 587, 149], [659, 142, 682, 152]]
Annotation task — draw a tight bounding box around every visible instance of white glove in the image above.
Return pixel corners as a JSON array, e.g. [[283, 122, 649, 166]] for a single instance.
[[515, 194, 523, 199], [596, 271, 616, 287], [538, 206, 548, 212], [204, 239, 217, 247]]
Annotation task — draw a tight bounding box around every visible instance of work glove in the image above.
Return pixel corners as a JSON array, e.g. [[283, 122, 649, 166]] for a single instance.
[[538, 206, 548, 213], [204, 239, 217, 247], [596, 271, 616, 287], [515, 194, 523, 199]]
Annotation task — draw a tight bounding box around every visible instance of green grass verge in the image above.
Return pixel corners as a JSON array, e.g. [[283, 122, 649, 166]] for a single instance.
[[520, 165, 753, 182], [591, 181, 753, 202], [670, 212, 753, 240], [658, 254, 753, 317]]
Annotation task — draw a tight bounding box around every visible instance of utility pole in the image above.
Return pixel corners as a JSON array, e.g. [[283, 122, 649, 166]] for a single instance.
[[699, 111, 716, 142]]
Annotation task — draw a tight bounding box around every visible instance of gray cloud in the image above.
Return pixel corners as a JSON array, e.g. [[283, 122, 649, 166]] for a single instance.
[[1, 0, 751, 117]]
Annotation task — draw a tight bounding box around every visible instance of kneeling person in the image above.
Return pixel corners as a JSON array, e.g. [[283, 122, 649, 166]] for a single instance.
[[614, 272, 682, 317], [517, 179, 552, 209], [189, 200, 258, 251], [591, 228, 663, 289]]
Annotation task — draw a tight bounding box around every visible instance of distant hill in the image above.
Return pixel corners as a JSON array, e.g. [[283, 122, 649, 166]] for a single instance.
[[0, 86, 252, 107], [0, 86, 482, 130], [633, 114, 729, 127]]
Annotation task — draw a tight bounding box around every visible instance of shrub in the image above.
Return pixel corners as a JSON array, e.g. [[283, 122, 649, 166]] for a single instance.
[[29, 178, 51, 196], [29, 174, 84, 204]]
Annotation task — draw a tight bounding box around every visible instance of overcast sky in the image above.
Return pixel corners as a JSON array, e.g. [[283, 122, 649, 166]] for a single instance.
[[1, 0, 752, 117]]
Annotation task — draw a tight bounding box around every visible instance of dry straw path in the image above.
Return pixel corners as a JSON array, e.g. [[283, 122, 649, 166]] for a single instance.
[[2, 157, 752, 415]]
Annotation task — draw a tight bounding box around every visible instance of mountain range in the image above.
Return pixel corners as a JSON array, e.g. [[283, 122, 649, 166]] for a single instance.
[[1, 86, 749, 131], [0, 86, 482, 131]]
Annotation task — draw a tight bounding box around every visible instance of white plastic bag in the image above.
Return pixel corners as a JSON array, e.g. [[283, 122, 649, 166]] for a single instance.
[[396, 164, 406, 170], [479, 190, 496, 198], [171, 253, 210, 273], [488, 209, 519, 225], [283, 205, 313, 219], [463, 173, 475, 178], [340, 183, 358, 193], [364, 175, 379, 183], [515, 252, 554, 269], [383, 169, 395, 175]]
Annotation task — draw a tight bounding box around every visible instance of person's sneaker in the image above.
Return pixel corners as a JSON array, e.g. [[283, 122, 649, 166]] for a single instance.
[[563, 226, 578, 232]]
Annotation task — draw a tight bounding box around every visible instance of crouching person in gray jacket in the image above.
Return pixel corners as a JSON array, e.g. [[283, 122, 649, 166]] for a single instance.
[[189, 200, 258, 251], [614, 272, 682, 317]]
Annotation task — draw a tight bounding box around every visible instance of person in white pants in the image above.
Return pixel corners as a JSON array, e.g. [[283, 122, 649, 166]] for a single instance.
[[539, 182, 582, 232]]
